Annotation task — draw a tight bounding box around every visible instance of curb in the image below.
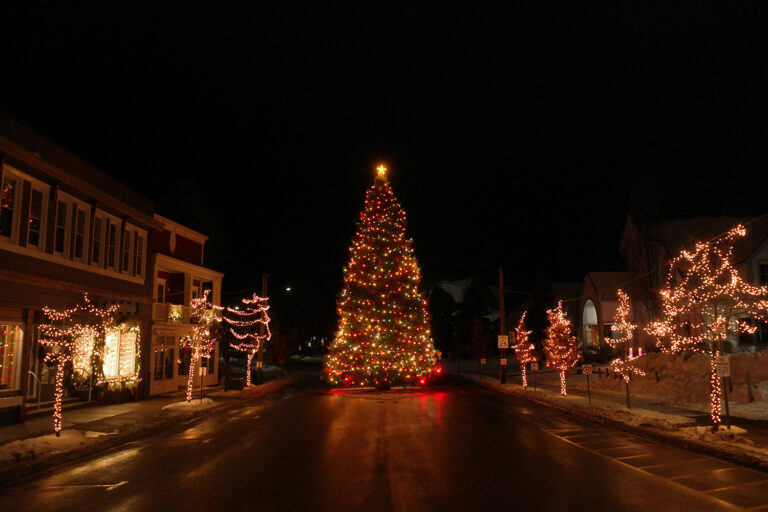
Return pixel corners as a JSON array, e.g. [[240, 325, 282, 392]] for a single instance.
[[454, 371, 768, 474], [0, 375, 302, 487]]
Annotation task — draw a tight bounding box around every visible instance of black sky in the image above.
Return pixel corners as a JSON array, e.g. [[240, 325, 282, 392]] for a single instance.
[[2, 3, 768, 302]]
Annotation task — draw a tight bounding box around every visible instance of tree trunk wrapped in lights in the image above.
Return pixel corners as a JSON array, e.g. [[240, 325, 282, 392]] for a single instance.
[[542, 301, 582, 395], [225, 294, 271, 387], [324, 165, 435, 389], [646, 224, 768, 425], [183, 290, 222, 401], [38, 294, 118, 436], [511, 311, 535, 388]]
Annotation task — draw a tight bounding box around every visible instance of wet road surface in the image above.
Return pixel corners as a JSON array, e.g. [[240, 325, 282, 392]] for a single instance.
[[2, 377, 767, 511]]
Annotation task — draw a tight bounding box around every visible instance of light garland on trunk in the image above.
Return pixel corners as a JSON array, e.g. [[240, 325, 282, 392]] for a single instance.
[[608, 289, 645, 383], [182, 290, 222, 402]]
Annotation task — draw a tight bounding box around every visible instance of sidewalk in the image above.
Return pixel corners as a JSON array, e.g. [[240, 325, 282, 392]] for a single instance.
[[0, 372, 302, 485], [450, 361, 768, 472]]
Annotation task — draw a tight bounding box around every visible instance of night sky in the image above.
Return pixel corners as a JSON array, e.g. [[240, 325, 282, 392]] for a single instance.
[[2, 4, 768, 311]]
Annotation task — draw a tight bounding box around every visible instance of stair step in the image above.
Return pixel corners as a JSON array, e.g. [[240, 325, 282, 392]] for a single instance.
[[24, 398, 91, 418]]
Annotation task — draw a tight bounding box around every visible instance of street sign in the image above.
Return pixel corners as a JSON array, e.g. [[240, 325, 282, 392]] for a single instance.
[[497, 335, 509, 349], [531, 362, 539, 371], [716, 355, 731, 378], [480, 358, 487, 365], [500, 358, 507, 366], [256, 361, 263, 369], [582, 364, 593, 375]]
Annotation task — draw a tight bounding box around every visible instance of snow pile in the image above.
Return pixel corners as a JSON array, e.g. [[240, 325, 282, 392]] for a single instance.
[[679, 425, 750, 442], [162, 398, 217, 412], [0, 430, 88, 462]]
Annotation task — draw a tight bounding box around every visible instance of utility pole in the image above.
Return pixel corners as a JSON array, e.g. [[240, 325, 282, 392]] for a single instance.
[[255, 273, 269, 385], [499, 266, 507, 384]]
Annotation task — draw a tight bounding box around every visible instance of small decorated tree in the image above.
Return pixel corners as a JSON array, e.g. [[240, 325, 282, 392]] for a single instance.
[[225, 294, 271, 387], [542, 301, 582, 395], [38, 294, 118, 436], [647, 225, 768, 425], [607, 289, 644, 408], [511, 311, 535, 388], [183, 290, 222, 401]]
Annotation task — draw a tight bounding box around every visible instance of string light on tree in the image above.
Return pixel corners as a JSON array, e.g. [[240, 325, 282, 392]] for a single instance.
[[182, 290, 223, 402], [225, 294, 271, 387], [324, 164, 436, 389], [38, 294, 118, 436], [646, 225, 768, 425], [542, 301, 582, 395], [511, 312, 535, 388]]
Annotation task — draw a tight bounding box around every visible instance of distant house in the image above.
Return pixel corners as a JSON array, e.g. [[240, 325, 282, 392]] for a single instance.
[[149, 214, 223, 395], [578, 214, 768, 357]]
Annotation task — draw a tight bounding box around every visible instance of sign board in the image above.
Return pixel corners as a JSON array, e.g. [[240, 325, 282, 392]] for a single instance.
[[199, 367, 208, 376], [582, 364, 593, 375], [716, 355, 731, 378], [480, 358, 487, 365], [500, 358, 507, 366], [256, 361, 263, 369], [531, 362, 539, 371], [497, 335, 509, 349]]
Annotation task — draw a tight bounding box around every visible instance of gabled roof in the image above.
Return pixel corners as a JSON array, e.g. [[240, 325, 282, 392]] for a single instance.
[[584, 272, 633, 300]]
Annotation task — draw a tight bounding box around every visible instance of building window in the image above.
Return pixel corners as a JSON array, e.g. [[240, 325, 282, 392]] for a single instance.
[[0, 174, 17, 239], [74, 207, 86, 260], [0, 325, 22, 390], [121, 229, 132, 273], [135, 234, 144, 277], [92, 217, 103, 264], [54, 200, 68, 255], [27, 188, 43, 247], [103, 327, 138, 379], [107, 221, 117, 269], [760, 263, 768, 286]]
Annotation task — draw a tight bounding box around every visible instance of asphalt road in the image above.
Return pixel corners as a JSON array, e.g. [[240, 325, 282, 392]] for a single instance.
[[2, 376, 768, 511]]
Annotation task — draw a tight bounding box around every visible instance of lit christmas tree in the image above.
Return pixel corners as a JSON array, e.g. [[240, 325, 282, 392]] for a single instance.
[[647, 225, 768, 425], [225, 294, 271, 387], [324, 165, 435, 389], [542, 301, 582, 395], [511, 311, 535, 388], [39, 294, 118, 436], [182, 290, 222, 401]]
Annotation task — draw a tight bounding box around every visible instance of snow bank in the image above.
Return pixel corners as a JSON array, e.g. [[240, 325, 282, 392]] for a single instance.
[[162, 398, 217, 412], [0, 430, 88, 462]]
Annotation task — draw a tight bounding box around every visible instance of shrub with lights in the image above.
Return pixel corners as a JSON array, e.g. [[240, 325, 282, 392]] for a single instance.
[[324, 165, 436, 389], [646, 225, 768, 425], [607, 289, 645, 383], [542, 301, 582, 395]]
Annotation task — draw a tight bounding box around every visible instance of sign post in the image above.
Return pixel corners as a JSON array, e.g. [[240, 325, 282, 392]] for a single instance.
[[582, 364, 593, 405], [531, 361, 538, 391], [498, 266, 507, 384]]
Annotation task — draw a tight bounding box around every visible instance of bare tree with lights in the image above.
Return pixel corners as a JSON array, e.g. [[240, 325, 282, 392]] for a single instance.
[[38, 294, 118, 436], [607, 289, 644, 408], [646, 225, 768, 425], [511, 311, 535, 388], [225, 294, 271, 387], [542, 301, 582, 395], [183, 290, 222, 401]]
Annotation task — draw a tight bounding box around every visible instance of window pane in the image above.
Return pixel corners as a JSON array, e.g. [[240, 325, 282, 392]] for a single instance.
[[136, 235, 143, 276], [0, 325, 21, 390], [92, 217, 102, 263], [55, 201, 67, 253], [108, 223, 116, 267], [74, 209, 85, 258], [165, 348, 174, 379], [1, 176, 17, 238], [122, 230, 130, 272], [28, 189, 42, 247], [102, 330, 120, 378], [119, 330, 136, 376], [154, 350, 164, 380]]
